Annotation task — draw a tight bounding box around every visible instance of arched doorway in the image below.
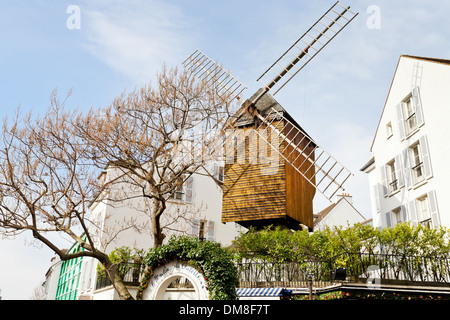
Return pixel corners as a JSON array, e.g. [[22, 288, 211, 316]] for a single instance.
[[141, 261, 209, 300]]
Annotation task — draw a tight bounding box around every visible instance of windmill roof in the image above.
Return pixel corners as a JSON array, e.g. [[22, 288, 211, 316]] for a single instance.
[[235, 88, 311, 139]]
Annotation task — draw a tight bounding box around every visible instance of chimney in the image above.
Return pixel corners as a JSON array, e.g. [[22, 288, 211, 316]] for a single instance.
[[335, 193, 352, 204]]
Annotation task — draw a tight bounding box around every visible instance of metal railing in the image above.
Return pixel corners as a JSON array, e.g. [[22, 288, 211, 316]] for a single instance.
[[336, 253, 450, 285], [96, 262, 146, 290], [236, 259, 333, 288], [95, 253, 450, 291], [235, 253, 450, 288]]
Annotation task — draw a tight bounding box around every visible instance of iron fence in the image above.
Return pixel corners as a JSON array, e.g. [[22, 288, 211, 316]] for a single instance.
[[95, 253, 450, 291], [335, 252, 450, 285], [235, 258, 334, 288]]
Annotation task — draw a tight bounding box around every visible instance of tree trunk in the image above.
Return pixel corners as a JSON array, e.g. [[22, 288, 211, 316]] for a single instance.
[[151, 200, 166, 248], [103, 259, 134, 300], [152, 214, 166, 248]]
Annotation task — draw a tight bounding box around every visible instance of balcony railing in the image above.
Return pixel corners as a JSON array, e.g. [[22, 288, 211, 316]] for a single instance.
[[96, 262, 146, 290]]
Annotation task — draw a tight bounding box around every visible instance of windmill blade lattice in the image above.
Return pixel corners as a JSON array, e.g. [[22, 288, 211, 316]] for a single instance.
[[182, 49, 247, 103], [257, 1, 358, 95], [253, 108, 353, 202]]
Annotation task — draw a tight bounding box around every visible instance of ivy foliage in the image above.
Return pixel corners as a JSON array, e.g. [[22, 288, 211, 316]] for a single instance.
[[137, 235, 239, 300]]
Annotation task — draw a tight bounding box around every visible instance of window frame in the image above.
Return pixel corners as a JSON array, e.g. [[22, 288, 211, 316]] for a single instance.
[[387, 160, 398, 194], [169, 175, 194, 203], [416, 195, 432, 228], [410, 142, 424, 185]]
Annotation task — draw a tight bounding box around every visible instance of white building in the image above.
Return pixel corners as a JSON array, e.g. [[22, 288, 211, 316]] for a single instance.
[[361, 55, 450, 229], [58, 161, 245, 300], [88, 161, 243, 251], [313, 193, 368, 231]]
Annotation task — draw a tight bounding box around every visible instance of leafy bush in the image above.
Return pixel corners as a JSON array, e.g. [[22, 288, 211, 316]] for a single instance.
[[230, 223, 450, 263]]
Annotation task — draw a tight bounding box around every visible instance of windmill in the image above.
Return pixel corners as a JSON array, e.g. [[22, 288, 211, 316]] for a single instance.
[[183, 1, 358, 231]]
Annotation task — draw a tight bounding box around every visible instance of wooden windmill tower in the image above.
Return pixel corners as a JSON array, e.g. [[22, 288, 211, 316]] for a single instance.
[[183, 2, 358, 231]]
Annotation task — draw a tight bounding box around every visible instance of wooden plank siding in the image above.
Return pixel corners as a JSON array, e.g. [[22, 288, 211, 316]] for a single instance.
[[283, 121, 316, 230], [222, 119, 315, 230], [222, 122, 286, 224]]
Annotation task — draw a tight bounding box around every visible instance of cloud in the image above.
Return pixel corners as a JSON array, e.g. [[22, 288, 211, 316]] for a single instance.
[[80, 0, 197, 83]]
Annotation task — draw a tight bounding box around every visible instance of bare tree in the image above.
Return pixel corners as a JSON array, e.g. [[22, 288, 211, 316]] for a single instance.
[[0, 66, 234, 300], [75, 66, 235, 248], [0, 92, 134, 300], [30, 284, 46, 300]]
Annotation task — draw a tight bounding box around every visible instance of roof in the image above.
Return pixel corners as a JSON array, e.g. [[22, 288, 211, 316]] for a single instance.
[[369, 54, 450, 152], [314, 196, 366, 227], [360, 157, 375, 172], [235, 88, 306, 133], [401, 54, 450, 66]]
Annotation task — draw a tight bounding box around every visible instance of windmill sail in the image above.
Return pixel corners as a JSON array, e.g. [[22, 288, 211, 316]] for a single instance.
[[253, 108, 353, 202], [257, 1, 358, 95], [182, 49, 247, 103], [181, 2, 357, 203]]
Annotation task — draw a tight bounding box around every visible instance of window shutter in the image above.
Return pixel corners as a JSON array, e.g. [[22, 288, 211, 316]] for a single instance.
[[396, 103, 406, 140], [408, 200, 418, 226], [428, 190, 440, 227], [419, 135, 433, 179], [395, 154, 404, 188], [380, 165, 388, 197], [191, 219, 200, 237], [185, 176, 194, 203], [412, 87, 424, 127], [385, 212, 392, 228], [402, 148, 412, 189], [373, 185, 380, 213], [400, 205, 407, 222], [207, 221, 215, 241]]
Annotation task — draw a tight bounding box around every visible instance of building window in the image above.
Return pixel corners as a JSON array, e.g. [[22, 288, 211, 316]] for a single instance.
[[410, 143, 424, 185], [403, 136, 432, 188], [213, 165, 224, 182], [192, 219, 215, 241], [170, 176, 194, 203], [391, 207, 402, 226], [387, 160, 398, 193], [386, 122, 393, 139], [396, 87, 424, 141], [403, 94, 417, 135], [416, 195, 431, 228]]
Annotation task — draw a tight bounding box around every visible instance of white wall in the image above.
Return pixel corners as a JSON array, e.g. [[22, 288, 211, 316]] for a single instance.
[[368, 56, 450, 228], [78, 162, 245, 299], [314, 197, 366, 231]]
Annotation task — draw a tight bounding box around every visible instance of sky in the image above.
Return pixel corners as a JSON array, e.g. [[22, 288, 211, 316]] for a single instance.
[[1, 0, 450, 300]]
